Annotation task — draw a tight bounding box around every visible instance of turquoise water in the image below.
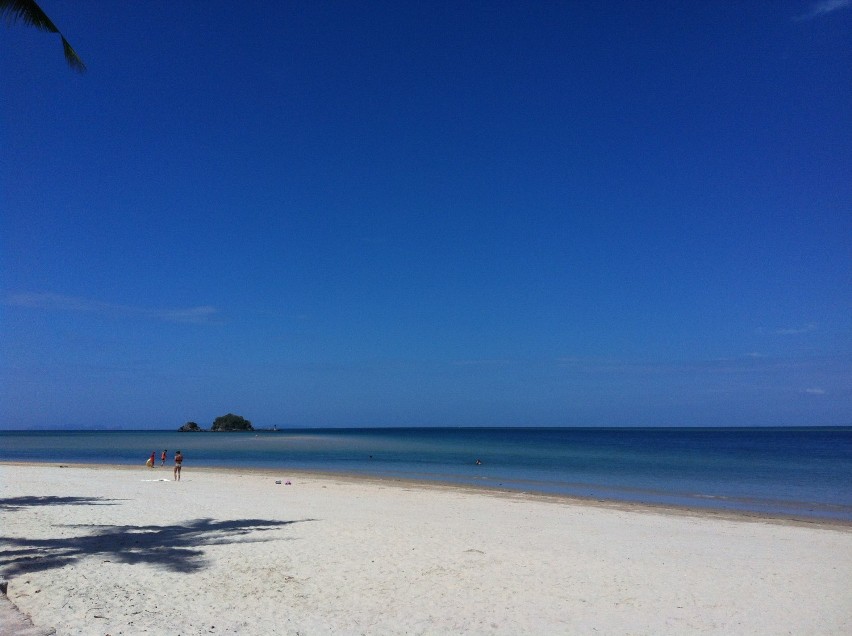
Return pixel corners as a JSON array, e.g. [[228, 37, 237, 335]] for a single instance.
[[1, 427, 850, 521]]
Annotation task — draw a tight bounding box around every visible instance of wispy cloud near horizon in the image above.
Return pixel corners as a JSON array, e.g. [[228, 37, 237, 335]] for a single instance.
[[774, 323, 817, 335], [5, 292, 220, 325], [794, 0, 851, 20], [451, 359, 512, 367]]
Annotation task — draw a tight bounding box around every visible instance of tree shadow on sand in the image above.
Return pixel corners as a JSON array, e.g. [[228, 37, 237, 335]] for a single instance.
[[0, 517, 313, 578], [0, 496, 125, 511]]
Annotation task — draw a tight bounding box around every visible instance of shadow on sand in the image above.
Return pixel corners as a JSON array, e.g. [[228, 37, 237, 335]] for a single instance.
[[0, 517, 312, 578], [0, 496, 125, 511]]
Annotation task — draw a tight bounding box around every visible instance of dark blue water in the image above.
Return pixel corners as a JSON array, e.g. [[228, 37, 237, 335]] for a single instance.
[[2, 427, 850, 521]]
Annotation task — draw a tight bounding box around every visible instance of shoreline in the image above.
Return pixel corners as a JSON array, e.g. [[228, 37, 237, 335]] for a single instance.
[[2, 460, 850, 530], [2, 463, 851, 634]]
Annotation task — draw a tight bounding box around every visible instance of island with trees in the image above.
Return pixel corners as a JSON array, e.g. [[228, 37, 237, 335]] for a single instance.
[[211, 413, 254, 431], [178, 414, 254, 432]]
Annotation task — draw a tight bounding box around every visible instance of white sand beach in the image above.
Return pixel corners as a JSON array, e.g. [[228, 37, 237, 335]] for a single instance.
[[1, 463, 850, 635]]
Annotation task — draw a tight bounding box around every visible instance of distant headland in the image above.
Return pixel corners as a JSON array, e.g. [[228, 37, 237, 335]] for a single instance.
[[179, 413, 254, 432]]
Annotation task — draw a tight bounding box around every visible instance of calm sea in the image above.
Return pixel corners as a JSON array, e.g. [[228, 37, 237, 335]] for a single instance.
[[2, 427, 851, 521]]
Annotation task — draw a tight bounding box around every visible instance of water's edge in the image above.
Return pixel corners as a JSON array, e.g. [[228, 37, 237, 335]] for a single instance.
[[2, 427, 851, 522], [3, 460, 851, 530]]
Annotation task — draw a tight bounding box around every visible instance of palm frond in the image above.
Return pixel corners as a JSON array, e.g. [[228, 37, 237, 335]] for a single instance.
[[61, 35, 86, 72], [0, 0, 58, 32], [1, 0, 86, 72]]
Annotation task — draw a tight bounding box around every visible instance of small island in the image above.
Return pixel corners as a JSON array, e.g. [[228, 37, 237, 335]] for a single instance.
[[178, 414, 254, 432], [211, 413, 254, 432]]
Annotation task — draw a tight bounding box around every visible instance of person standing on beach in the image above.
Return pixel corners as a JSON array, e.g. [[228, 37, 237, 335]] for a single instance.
[[161, 449, 167, 466], [174, 450, 183, 481], [146, 452, 155, 468]]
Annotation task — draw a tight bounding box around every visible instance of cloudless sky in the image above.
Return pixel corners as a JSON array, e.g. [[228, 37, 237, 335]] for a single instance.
[[1, 1, 850, 429]]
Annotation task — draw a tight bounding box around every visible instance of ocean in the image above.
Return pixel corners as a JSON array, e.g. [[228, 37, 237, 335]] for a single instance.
[[2, 427, 850, 521]]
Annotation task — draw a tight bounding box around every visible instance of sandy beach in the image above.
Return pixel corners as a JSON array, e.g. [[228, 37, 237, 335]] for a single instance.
[[1, 463, 850, 635]]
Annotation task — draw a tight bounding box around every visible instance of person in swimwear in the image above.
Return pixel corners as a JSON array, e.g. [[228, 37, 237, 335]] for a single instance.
[[161, 449, 167, 466], [174, 450, 183, 481], [146, 452, 155, 468]]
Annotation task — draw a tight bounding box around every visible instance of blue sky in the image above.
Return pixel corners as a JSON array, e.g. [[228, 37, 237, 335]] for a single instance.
[[1, 1, 850, 429]]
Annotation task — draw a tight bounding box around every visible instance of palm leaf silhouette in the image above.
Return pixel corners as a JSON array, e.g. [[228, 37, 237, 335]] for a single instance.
[[1, 0, 86, 72]]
